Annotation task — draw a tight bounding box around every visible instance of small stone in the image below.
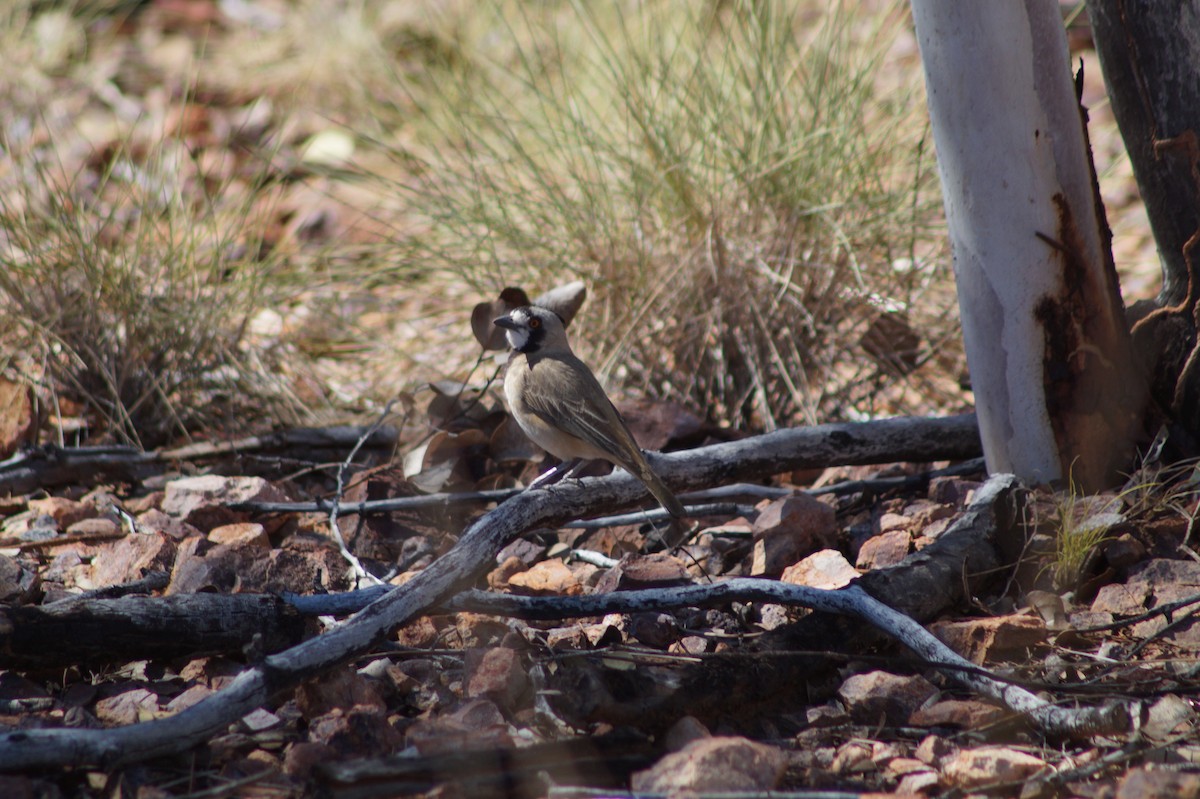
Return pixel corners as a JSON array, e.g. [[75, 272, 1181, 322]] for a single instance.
[[915, 734, 956, 766], [855, 529, 911, 569], [837, 671, 937, 726], [1115, 768, 1200, 799], [28, 497, 91, 529], [208, 522, 269, 548], [631, 736, 788, 794], [507, 559, 582, 596], [65, 517, 121, 538], [162, 475, 288, 530], [929, 614, 1047, 665], [942, 746, 1046, 789], [781, 549, 859, 589], [465, 648, 528, 710], [909, 699, 1008, 729], [750, 495, 838, 577]]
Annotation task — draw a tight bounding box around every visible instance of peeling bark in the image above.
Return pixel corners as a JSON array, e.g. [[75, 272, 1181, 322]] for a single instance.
[[911, 1, 1147, 490]]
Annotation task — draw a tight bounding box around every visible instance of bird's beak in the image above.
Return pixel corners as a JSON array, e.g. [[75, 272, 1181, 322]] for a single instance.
[[494, 315, 518, 331]]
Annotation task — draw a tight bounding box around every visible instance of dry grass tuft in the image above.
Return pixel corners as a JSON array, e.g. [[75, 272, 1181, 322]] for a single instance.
[[371, 1, 960, 428]]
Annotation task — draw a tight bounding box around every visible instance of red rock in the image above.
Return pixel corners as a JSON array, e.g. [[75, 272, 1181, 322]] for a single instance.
[[915, 734, 956, 766], [0, 555, 39, 603], [88, 531, 176, 588], [855, 529, 911, 569], [162, 475, 288, 530], [831, 741, 874, 775], [296, 665, 388, 718], [594, 552, 690, 592], [283, 742, 334, 779], [507, 559, 582, 596], [1091, 581, 1149, 615], [406, 698, 512, 755], [837, 671, 937, 726], [631, 736, 788, 794], [663, 716, 711, 751], [307, 706, 403, 755], [465, 647, 528, 710], [750, 495, 838, 577], [487, 555, 525, 589], [909, 699, 1008, 729], [877, 511, 911, 534], [781, 549, 859, 589], [929, 614, 1047, 665], [0, 379, 36, 459], [1115, 769, 1200, 799], [941, 746, 1046, 789], [208, 522, 269, 548], [94, 688, 160, 725], [64, 517, 120, 540], [27, 497, 91, 529]]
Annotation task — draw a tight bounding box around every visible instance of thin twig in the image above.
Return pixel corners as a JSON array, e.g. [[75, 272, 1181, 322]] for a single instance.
[[327, 401, 400, 587]]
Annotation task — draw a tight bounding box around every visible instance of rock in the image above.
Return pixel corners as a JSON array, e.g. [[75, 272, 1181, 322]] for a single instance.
[[94, 688, 160, 725], [1102, 534, 1146, 569], [929, 614, 1047, 665], [307, 706, 403, 756], [781, 548, 859, 589], [507, 559, 582, 596], [855, 529, 911, 569], [631, 736, 788, 794], [663, 716, 711, 751], [928, 476, 980, 505], [284, 742, 335, 779], [831, 741, 874, 775], [0, 378, 36, 459], [941, 746, 1046, 789], [296, 664, 388, 718], [208, 522, 269, 548], [898, 770, 942, 794], [915, 734, 956, 766], [594, 552, 690, 592], [88, 531, 176, 588], [0, 555, 39, 603], [750, 494, 838, 577], [162, 475, 288, 530], [487, 555, 526, 589], [27, 496, 91, 529], [406, 698, 512, 756], [837, 671, 937, 726], [1091, 581, 1149, 615], [465, 647, 528, 710], [136, 508, 202, 541], [909, 699, 1008, 729], [1115, 769, 1200, 799]]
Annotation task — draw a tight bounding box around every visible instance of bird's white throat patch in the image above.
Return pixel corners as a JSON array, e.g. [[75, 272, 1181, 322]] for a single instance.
[[505, 326, 530, 352]]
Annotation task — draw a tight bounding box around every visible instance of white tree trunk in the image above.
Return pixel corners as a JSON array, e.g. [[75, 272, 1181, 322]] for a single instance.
[[910, 0, 1146, 491]]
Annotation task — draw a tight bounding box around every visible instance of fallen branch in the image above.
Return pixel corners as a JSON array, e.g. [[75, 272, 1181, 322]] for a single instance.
[[230, 414, 984, 516], [0, 414, 984, 771], [0, 426, 401, 495]]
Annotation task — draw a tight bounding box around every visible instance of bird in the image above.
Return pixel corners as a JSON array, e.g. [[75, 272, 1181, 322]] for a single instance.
[[494, 305, 686, 520]]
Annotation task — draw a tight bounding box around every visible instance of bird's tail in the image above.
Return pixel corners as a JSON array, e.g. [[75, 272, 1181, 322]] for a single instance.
[[634, 457, 686, 519]]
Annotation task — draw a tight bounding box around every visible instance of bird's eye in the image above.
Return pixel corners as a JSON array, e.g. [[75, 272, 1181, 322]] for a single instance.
[[529, 317, 541, 329]]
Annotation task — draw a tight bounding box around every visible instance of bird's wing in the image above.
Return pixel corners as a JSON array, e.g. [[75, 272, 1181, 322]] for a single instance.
[[522, 354, 644, 466]]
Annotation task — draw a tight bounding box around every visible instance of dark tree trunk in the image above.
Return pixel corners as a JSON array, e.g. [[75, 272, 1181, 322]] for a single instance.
[[1090, 0, 1200, 309], [1090, 1, 1200, 451]]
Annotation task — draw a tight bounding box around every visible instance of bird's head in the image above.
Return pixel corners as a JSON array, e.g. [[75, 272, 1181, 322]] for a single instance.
[[493, 305, 568, 354]]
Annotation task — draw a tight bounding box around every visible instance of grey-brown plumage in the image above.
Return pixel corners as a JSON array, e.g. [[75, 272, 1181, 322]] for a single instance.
[[494, 306, 685, 519]]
